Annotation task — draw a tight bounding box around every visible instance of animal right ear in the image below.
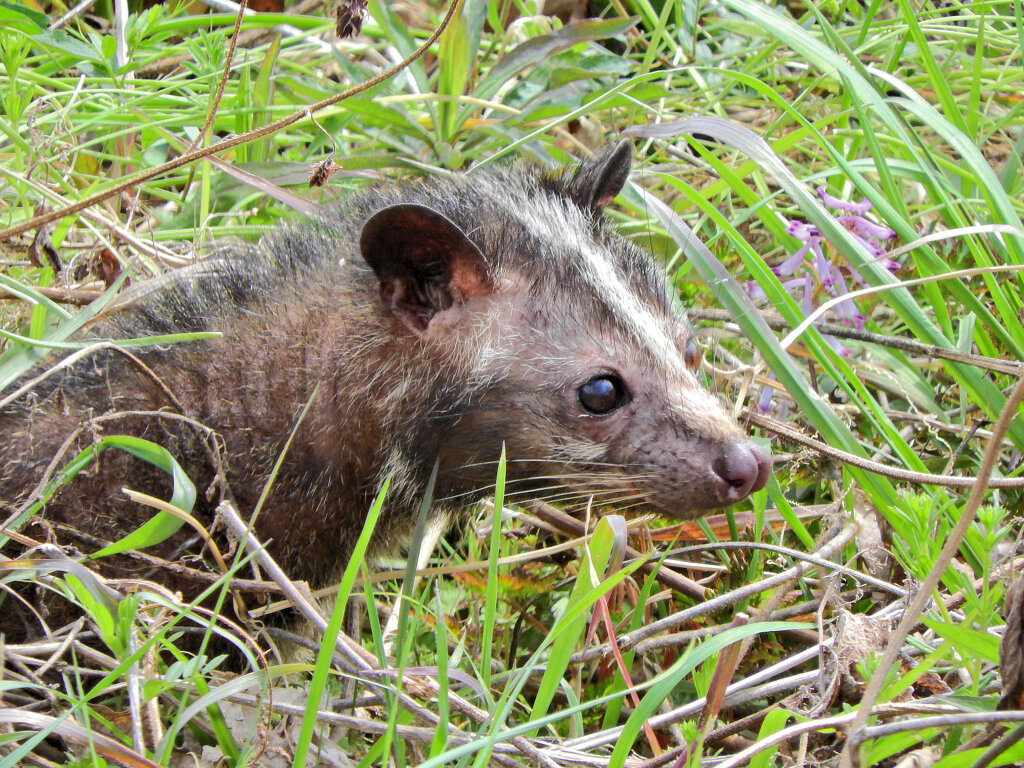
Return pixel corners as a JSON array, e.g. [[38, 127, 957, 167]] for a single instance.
[[359, 204, 493, 334], [564, 139, 633, 211]]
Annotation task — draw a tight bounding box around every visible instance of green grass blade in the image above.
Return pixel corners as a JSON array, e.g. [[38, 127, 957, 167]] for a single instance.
[[480, 446, 506, 692], [291, 478, 390, 768]]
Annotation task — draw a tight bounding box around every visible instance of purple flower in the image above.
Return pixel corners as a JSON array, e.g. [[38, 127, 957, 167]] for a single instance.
[[825, 272, 867, 330], [773, 241, 811, 276], [817, 187, 873, 215], [823, 333, 853, 357], [838, 214, 897, 242], [831, 295, 866, 330], [783, 218, 821, 241], [846, 256, 902, 287], [757, 373, 776, 414], [810, 241, 835, 286], [848, 231, 887, 259], [745, 187, 904, 403], [747, 281, 768, 302]]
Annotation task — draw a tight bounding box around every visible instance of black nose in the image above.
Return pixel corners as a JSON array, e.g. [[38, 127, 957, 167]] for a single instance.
[[712, 441, 773, 504]]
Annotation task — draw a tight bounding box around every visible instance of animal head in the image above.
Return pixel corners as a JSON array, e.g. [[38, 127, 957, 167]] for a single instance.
[[357, 142, 771, 517]]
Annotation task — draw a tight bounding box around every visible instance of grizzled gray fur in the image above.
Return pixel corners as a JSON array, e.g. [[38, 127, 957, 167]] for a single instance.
[[0, 142, 770, 619]]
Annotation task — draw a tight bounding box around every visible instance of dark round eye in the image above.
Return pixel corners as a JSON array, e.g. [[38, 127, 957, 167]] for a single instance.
[[684, 340, 701, 371], [578, 375, 628, 415]]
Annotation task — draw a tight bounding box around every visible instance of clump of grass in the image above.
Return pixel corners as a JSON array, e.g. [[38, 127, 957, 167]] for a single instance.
[[1, 0, 1023, 766]]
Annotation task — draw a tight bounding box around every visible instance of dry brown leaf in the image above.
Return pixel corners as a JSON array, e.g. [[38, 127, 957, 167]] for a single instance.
[[853, 490, 892, 585], [335, 0, 367, 39], [912, 671, 952, 696], [309, 158, 343, 188], [832, 609, 901, 702]]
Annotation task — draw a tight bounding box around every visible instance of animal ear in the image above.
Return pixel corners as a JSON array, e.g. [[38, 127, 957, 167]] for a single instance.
[[359, 203, 493, 334], [565, 139, 633, 211]]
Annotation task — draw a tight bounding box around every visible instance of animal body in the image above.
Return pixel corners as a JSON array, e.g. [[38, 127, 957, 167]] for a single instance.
[[0, 142, 770, 626]]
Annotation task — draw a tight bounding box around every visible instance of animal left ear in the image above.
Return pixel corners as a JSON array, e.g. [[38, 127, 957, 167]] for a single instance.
[[565, 139, 633, 211], [359, 203, 493, 334]]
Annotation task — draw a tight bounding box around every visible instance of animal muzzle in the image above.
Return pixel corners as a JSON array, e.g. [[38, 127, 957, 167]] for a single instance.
[[711, 440, 773, 505]]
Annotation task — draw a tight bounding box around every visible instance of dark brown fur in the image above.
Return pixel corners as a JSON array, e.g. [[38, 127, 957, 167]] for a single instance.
[[0, 144, 770, 636]]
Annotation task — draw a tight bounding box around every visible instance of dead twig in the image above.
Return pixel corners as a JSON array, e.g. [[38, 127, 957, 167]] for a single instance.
[[746, 410, 1024, 489]]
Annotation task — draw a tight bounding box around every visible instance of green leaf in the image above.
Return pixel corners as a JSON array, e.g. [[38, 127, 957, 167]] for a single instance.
[[0, 2, 45, 32], [530, 514, 624, 728], [293, 478, 390, 768], [750, 708, 795, 768], [89, 437, 196, 557], [931, 741, 1024, 768], [475, 17, 639, 102], [437, 3, 472, 142], [609, 622, 810, 766], [480, 447, 506, 691], [30, 30, 97, 61], [251, 34, 280, 163], [921, 617, 1000, 664]]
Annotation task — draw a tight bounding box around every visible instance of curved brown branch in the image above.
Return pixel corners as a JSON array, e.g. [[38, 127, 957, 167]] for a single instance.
[[185, 0, 248, 154]]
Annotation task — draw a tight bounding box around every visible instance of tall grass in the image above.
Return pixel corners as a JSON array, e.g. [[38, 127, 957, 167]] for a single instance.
[[1, 0, 1022, 765]]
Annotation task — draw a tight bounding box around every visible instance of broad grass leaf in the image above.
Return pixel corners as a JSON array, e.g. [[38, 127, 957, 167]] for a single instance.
[[530, 514, 627, 730], [921, 617, 1000, 665], [749, 708, 795, 768], [90, 435, 197, 557]]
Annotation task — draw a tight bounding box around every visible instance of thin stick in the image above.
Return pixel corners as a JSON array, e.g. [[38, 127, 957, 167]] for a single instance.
[[745, 410, 1024, 489], [48, 0, 98, 29], [689, 306, 1022, 376], [184, 0, 248, 154]]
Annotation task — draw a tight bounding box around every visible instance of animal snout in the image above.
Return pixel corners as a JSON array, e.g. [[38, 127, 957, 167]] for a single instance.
[[711, 440, 773, 504]]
